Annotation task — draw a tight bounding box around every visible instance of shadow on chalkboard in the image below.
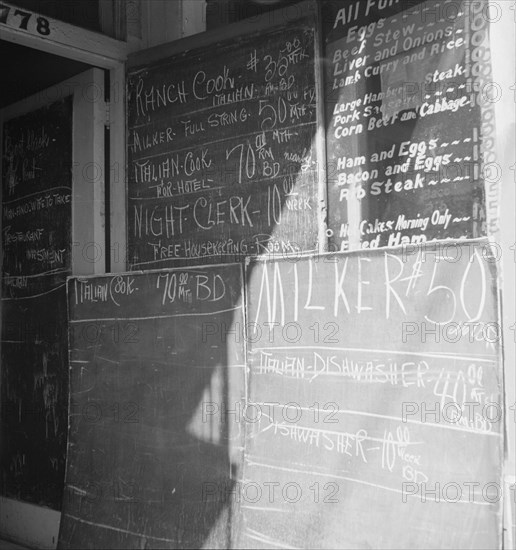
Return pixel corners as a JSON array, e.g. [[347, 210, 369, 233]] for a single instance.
[[130, 111, 321, 549], [59, 304, 244, 548], [161, 142, 322, 547], [61, 17, 324, 549]]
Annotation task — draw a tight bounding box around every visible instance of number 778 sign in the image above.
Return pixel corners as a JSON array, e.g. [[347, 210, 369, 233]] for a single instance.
[[0, 2, 51, 36]]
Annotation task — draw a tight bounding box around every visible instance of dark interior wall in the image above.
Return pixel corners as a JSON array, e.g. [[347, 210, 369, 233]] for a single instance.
[[0, 41, 92, 109]]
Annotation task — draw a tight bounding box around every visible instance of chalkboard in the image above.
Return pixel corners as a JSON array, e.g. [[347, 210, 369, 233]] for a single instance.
[[59, 264, 246, 548], [127, 3, 322, 269], [322, 0, 493, 251], [1, 97, 73, 509], [242, 240, 503, 549]]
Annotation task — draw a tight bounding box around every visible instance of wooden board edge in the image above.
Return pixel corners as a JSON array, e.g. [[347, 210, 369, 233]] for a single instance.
[[127, 0, 318, 70]]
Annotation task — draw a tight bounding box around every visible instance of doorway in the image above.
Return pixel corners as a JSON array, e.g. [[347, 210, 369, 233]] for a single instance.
[[0, 36, 121, 548]]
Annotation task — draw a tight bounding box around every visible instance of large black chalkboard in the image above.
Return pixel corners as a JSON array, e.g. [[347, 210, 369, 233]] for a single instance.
[[322, 0, 493, 251], [127, 2, 322, 269], [1, 97, 73, 509], [242, 240, 503, 549], [59, 264, 246, 548]]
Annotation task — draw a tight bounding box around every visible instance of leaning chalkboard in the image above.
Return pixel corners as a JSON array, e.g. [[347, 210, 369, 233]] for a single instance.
[[59, 264, 246, 548], [322, 0, 492, 251], [1, 97, 72, 509], [242, 240, 503, 549], [127, 1, 322, 269]]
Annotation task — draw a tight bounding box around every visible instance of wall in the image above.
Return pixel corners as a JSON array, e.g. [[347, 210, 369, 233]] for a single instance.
[[0, 0, 514, 548], [130, 0, 206, 50]]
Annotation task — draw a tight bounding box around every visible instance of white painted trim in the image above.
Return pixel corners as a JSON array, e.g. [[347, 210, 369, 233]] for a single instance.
[[71, 69, 107, 275], [489, 0, 515, 458], [489, 3, 516, 550], [0, 496, 60, 549], [109, 63, 127, 273]]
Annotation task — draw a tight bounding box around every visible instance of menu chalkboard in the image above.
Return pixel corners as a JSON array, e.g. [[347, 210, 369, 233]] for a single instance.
[[127, 5, 321, 269], [1, 97, 73, 509], [322, 0, 492, 251], [242, 240, 502, 549], [59, 264, 246, 548]]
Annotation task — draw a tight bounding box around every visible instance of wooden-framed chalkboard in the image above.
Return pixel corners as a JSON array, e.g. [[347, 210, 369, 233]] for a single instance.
[[126, 0, 325, 269], [1, 96, 73, 509], [59, 239, 504, 549], [0, 68, 106, 511], [322, 0, 494, 251], [242, 240, 503, 549], [59, 264, 246, 548]]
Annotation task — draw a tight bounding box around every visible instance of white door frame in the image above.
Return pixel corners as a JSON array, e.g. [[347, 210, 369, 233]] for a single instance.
[[0, 0, 128, 273], [0, 4, 127, 547], [0, 67, 109, 549]]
